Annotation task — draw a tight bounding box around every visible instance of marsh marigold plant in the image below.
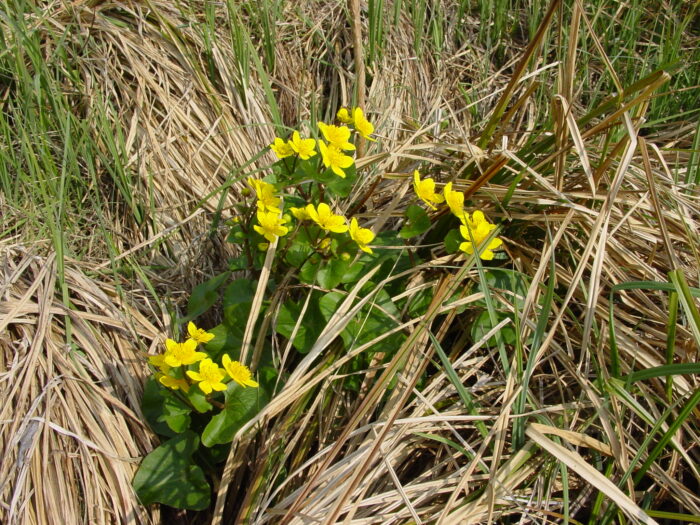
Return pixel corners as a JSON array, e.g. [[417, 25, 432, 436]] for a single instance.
[[137, 103, 506, 511]]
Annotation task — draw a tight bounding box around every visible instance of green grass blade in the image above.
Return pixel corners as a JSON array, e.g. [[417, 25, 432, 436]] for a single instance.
[[625, 363, 700, 385], [666, 290, 679, 402], [513, 226, 557, 448], [428, 330, 488, 439], [668, 269, 700, 349], [632, 388, 700, 485]]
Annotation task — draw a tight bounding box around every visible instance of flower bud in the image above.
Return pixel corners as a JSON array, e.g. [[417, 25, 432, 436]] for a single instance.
[[340, 252, 351, 261], [258, 242, 269, 251]]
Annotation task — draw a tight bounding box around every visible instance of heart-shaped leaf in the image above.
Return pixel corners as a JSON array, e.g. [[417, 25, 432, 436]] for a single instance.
[[202, 383, 267, 447], [399, 205, 431, 239], [133, 431, 210, 510]]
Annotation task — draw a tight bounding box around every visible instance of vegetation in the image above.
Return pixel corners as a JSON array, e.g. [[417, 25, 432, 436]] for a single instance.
[[0, 0, 698, 523]]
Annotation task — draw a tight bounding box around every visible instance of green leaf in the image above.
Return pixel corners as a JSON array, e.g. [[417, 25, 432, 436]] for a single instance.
[[315, 162, 356, 198], [399, 204, 431, 238], [318, 291, 347, 318], [228, 254, 248, 271], [372, 231, 401, 247], [444, 229, 462, 253], [141, 377, 177, 437], [339, 258, 365, 284], [482, 269, 530, 310], [318, 291, 405, 354], [182, 272, 231, 323], [284, 242, 314, 268], [644, 511, 700, 523], [299, 256, 319, 284], [283, 160, 309, 185], [317, 257, 350, 289], [223, 278, 256, 327], [284, 194, 308, 210], [161, 412, 190, 434], [201, 323, 243, 362], [471, 311, 516, 345], [226, 224, 246, 245], [197, 442, 231, 467], [296, 156, 322, 183], [371, 287, 401, 318], [406, 287, 433, 318], [276, 295, 325, 353], [202, 384, 267, 447], [132, 431, 210, 510], [157, 388, 192, 433], [185, 387, 213, 413]]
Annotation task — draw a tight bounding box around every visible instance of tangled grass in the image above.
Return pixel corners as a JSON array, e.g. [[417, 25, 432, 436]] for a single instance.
[[0, 0, 698, 523]]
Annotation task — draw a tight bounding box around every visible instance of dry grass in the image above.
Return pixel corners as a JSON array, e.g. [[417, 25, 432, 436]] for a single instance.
[[0, 247, 160, 524], [1, 0, 699, 524], [221, 123, 700, 522]]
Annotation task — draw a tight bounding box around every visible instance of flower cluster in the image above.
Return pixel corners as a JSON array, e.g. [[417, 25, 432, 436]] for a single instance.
[[269, 106, 374, 178], [292, 202, 376, 254], [459, 211, 503, 260], [336, 107, 375, 141], [248, 177, 289, 245], [149, 322, 258, 396], [413, 171, 503, 260], [254, 110, 378, 255]]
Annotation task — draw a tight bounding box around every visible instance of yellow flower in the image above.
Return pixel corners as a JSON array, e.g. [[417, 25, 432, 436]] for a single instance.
[[164, 338, 207, 368], [186, 358, 228, 395], [443, 182, 466, 220], [318, 141, 354, 178], [318, 122, 355, 151], [306, 203, 348, 233], [222, 354, 259, 388], [149, 353, 171, 374], [187, 321, 215, 344], [248, 177, 281, 213], [157, 374, 190, 392], [413, 170, 445, 210], [349, 218, 375, 254], [288, 131, 317, 160], [270, 137, 294, 158], [337, 107, 353, 124], [459, 211, 503, 260], [319, 237, 332, 251], [254, 210, 289, 242], [290, 206, 310, 221], [352, 107, 375, 141]]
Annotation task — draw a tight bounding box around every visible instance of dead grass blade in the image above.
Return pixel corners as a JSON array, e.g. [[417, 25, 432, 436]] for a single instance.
[[526, 425, 659, 525]]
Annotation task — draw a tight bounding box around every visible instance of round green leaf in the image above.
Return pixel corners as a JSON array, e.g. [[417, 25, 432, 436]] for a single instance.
[[399, 205, 431, 239], [133, 431, 210, 510], [201, 384, 267, 447]]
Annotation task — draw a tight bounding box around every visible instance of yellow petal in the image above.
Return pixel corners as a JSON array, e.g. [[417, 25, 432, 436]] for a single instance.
[[186, 370, 202, 381]]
